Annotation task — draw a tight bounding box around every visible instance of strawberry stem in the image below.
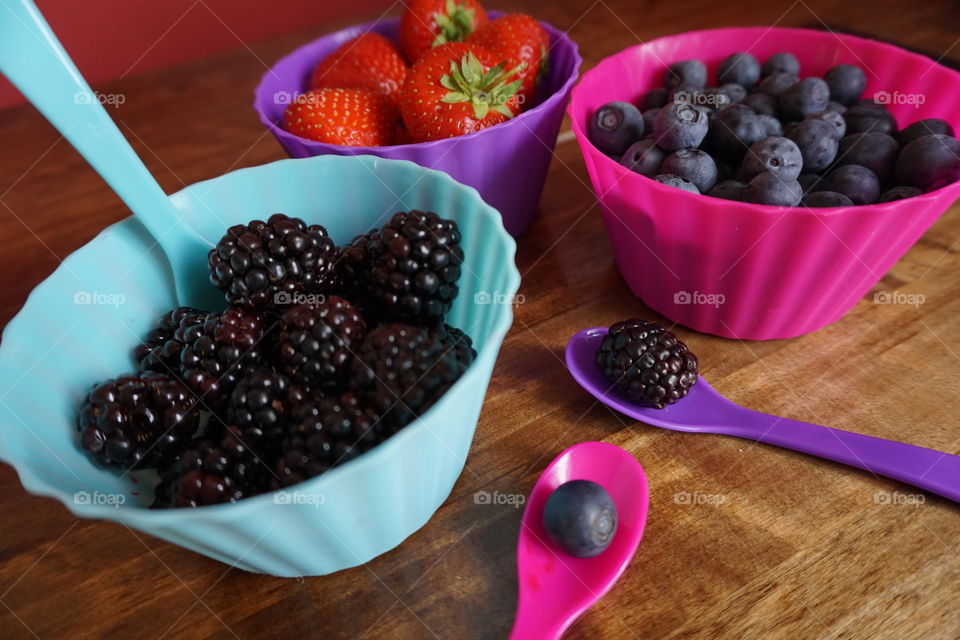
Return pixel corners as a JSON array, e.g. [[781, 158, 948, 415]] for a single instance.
[[440, 53, 525, 120], [432, 0, 480, 47]]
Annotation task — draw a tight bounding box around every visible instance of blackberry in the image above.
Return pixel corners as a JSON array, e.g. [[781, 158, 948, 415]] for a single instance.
[[348, 323, 475, 427], [77, 372, 200, 470], [275, 297, 366, 388], [135, 307, 208, 375], [224, 366, 299, 459], [595, 319, 699, 409], [208, 213, 339, 310], [179, 305, 273, 409], [361, 211, 464, 322], [274, 392, 384, 487], [153, 427, 267, 508]]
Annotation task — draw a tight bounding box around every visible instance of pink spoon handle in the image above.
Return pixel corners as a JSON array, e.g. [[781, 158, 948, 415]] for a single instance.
[[509, 593, 568, 640], [725, 412, 960, 502]]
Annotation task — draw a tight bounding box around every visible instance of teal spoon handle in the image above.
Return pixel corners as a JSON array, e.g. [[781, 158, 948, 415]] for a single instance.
[[0, 0, 211, 304]]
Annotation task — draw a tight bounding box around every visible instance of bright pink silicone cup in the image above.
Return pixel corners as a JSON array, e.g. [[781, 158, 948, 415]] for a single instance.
[[568, 27, 960, 340], [254, 13, 581, 237]]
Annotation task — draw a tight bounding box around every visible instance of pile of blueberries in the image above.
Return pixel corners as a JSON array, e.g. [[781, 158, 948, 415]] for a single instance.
[[588, 51, 960, 206]]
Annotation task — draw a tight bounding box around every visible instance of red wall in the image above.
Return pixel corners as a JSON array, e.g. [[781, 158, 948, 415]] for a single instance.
[[0, 0, 394, 109]]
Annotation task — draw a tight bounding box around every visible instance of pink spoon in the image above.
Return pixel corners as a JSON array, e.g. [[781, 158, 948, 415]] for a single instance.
[[510, 442, 649, 639]]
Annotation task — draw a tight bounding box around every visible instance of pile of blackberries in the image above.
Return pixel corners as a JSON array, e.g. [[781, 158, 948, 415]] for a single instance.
[[588, 51, 960, 206], [77, 211, 476, 508]]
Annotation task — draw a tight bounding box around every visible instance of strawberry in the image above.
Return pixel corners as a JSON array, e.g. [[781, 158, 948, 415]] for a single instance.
[[399, 0, 488, 64], [283, 88, 398, 146], [310, 33, 408, 102], [399, 42, 523, 142], [468, 13, 549, 110]]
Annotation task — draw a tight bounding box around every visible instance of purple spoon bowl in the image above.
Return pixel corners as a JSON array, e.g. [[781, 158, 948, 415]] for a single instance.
[[566, 327, 960, 504], [511, 442, 649, 639]]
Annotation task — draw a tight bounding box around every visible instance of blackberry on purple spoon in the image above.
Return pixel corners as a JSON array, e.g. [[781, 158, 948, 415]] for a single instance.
[[595, 319, 698, 409], [78, 372, 200, 470], [208, 213, 339, 310]]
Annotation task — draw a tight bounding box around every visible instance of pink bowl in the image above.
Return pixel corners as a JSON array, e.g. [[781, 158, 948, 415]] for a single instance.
[[254, 13, 581, 237], [568, 27, 960, 340]]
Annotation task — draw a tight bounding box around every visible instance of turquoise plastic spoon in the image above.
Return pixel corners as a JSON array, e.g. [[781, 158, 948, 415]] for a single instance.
[[0, 0, 215, 307]]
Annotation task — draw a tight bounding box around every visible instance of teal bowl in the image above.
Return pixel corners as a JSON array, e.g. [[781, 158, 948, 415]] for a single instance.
[[0, 155, 520, 577]]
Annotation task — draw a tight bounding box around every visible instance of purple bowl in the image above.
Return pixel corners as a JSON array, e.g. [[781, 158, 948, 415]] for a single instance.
[[253, 13, 581, 237]]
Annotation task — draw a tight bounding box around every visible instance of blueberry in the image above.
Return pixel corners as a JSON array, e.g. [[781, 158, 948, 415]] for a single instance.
[[739, 136, 803, 182], [896, 119, 955, 148], [696, 86, 733, 111], [661, 149, 718, 192], [757, 114, 783, 137], [798, 173, 826, 194], [743, 172, 803, 206], [836, 132, 900, 184], [788, 118, 839, 172], [589, 101, 645, 157], [640, 87, 668, 111], [824, 164, 880, 204], [654, 173, 701, 194], [878, 185, 923, 202], [801, 191, 854, 207], [620, 139, 666, 177], [707, 179, 747, 201], [664, 59, 707, 90], [894, 134, 960, 191], [808, 110, 846, 140], [762, 52, 800, 78], [744, 92, 779, 117], [543, 480, 618, 558], [779, 77, 830, 120], [715, 160, 734, 181], [721, 83, 748, 104], [717, 52, 761, 88], [642, 108, 659, 134], [843, 104, 897, 135], [826, 101, 848, 114], [824, 64, 866, 105], [653, 102, 709, 151], [704, 104, 766, 161], [757, 72, 798, 97]]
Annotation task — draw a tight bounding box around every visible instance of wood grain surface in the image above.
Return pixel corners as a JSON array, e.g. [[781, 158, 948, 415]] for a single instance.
[[2, 1, 960, 638]]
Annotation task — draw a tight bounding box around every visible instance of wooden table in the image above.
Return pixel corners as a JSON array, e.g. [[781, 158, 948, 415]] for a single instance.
[[2, 0, 960, 637]]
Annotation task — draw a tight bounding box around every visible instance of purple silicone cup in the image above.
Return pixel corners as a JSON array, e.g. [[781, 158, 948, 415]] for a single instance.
[[253, 13, 581, 237]]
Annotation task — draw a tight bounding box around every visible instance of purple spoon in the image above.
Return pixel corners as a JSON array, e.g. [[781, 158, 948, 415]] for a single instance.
[[566, 327, 960, 503], [510, 442, 648, 639]]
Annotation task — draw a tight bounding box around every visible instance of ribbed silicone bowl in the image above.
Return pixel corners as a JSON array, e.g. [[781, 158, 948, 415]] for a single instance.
[[253, 12, 581, 237], [0, 155, 520, 577], [569, 27, 960, 340]]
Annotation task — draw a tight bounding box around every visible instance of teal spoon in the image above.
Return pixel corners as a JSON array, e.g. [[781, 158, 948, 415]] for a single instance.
[[0, 0, 214, 307]]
